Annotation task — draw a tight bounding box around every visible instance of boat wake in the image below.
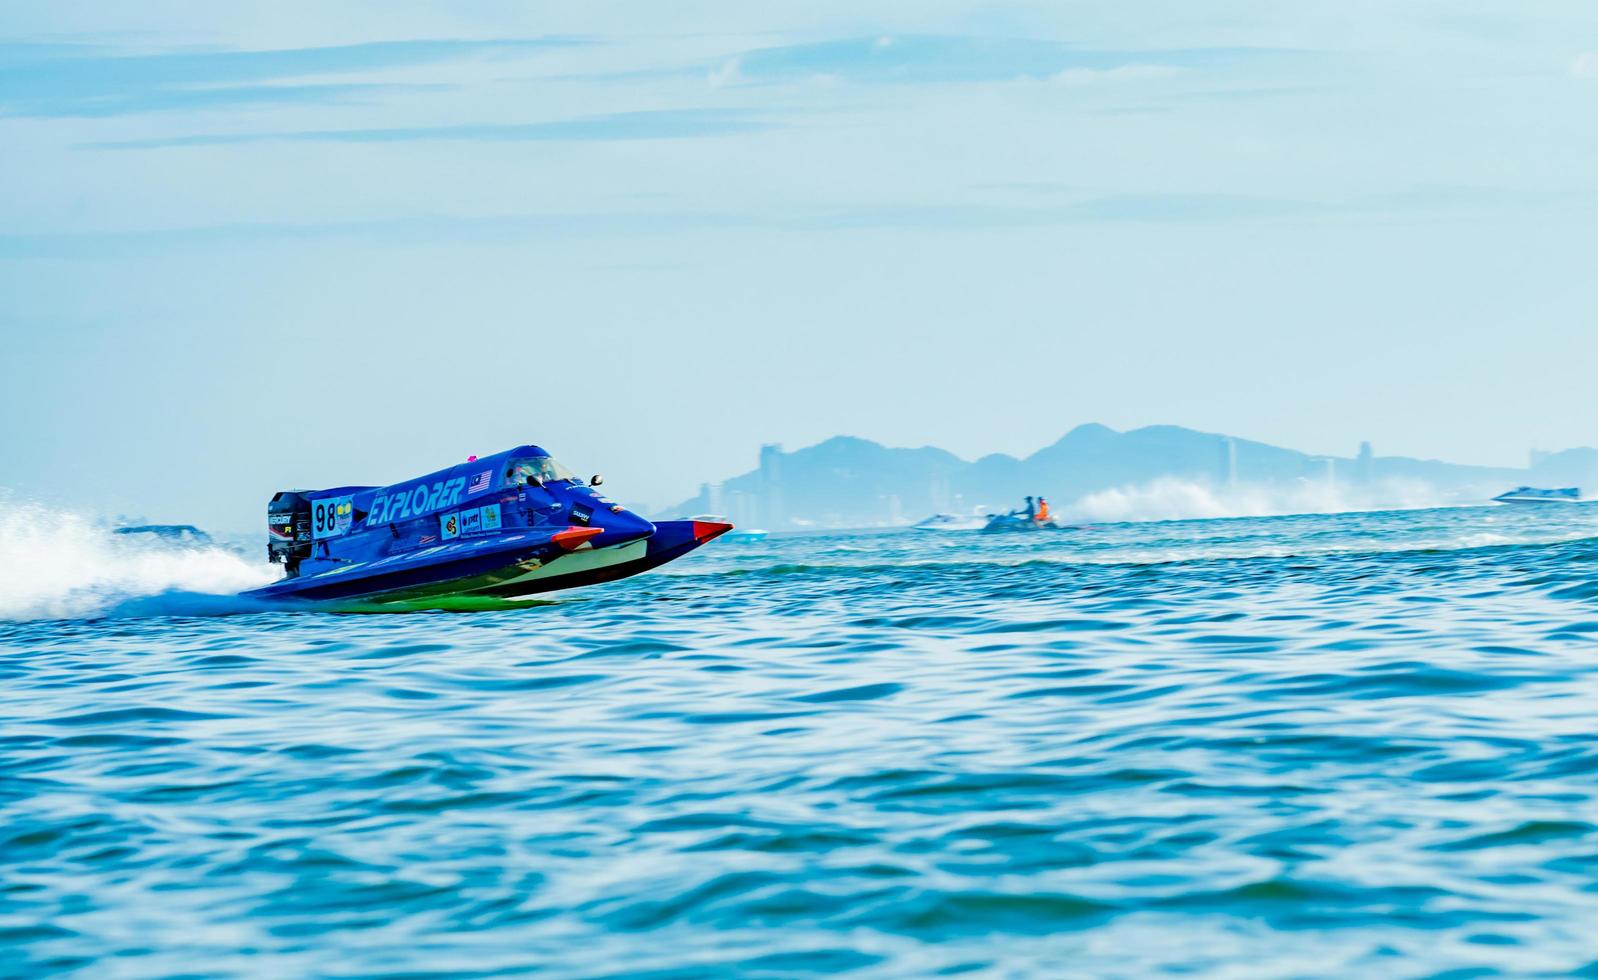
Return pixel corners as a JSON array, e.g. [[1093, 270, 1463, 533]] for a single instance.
[[1065, 477, 1452, 524], [0, 502, 278, 622]]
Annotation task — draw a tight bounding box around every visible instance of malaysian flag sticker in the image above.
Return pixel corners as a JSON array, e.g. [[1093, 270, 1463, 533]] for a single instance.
[[467, 469, 492, 496]]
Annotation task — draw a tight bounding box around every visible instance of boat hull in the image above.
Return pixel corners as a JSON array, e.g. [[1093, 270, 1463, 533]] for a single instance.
[[1493, 497, 1588, 505], [243, 521, 731, 607], [471, 520, 732, 597]]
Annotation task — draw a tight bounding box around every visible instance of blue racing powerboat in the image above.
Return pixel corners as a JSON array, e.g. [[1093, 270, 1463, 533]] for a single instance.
[[243, 445, 731, 607]]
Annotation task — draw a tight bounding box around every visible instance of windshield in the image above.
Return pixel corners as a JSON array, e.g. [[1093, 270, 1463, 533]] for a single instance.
[[506, 455, 579, 487]]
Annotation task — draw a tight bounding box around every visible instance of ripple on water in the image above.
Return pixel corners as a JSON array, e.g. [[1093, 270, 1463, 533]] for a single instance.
[[5, 510, 1598, 974]]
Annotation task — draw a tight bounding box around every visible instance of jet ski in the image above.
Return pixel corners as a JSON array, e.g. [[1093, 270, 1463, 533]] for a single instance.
[[243, 445, 731, 607], [980, 513, 1070, 534]]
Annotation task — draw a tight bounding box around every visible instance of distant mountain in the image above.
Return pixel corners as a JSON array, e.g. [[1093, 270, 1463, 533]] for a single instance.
[[660, 424, 1598, 528]]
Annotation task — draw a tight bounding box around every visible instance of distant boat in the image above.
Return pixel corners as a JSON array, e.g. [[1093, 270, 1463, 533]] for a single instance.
[[911, 513, 988, 532], [1492, 486, 1586, 505], [114, 524, 214, 545], [980, 513, 1074, 534]]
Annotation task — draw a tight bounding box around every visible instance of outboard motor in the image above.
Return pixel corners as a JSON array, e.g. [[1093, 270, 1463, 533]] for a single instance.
[[268, 491, 313, 576]]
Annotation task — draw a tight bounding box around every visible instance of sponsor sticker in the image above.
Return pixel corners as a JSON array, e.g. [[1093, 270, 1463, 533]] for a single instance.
[[460, 508, 483, 535], [440, 511, 460, 541], [480, 503, 502, 531]]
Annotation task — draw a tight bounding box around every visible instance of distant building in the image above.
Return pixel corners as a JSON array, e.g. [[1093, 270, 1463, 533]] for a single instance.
[[759, 443, 784, 528], [1218, 436, 1238, 486], [1304, 456, 1337, 485], [727, 489, 755, 529]]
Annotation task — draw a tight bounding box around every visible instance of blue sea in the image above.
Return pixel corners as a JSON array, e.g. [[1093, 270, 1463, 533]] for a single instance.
[[6, 505, 1598, 977]]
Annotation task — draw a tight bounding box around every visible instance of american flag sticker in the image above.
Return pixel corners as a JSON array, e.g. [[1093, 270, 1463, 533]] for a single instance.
[[467, 469, 492, 495]]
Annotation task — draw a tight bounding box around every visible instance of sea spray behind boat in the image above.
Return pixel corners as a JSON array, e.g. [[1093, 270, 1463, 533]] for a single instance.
[[0, 501, 274, 621], [1064, 476, 1453, 524]]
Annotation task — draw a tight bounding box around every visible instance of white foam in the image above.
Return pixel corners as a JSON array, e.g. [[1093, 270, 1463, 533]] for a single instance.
[[1064, 478, 1451, 524], [0, 501, 278, 622]]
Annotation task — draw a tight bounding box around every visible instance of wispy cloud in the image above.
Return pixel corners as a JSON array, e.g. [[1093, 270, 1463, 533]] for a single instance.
[[695, 34, 1282, 87], [1049, 64, 1184, 86], [0, 38, 580, 117], [5, 187, 1533, 260], [802, 194, 1318, 230], [83, 108, 768, 150], [563, 33, 1290, 88]]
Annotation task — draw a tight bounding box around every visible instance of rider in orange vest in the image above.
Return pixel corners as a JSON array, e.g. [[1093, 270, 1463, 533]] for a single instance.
[[1035, 496, 1050, 524]]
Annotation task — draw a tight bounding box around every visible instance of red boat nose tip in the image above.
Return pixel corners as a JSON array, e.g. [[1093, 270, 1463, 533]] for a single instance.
[[691, 520, 735, 544], [551, 526, 605, 551]]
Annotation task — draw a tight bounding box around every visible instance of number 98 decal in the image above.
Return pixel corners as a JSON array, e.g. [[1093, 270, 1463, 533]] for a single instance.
[[312, 495, 354, 540]]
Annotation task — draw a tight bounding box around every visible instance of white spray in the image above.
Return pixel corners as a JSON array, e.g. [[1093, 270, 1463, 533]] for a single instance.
[[1064, 477, 1453, 524], [0, 501, 277, 622]]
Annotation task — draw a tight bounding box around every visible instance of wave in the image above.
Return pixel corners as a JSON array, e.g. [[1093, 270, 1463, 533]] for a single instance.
[[0, 501, 277, 622], [665, 510, 1598, 582], [1064, 477, 1452, 524], [8, 490, 1590, 622]]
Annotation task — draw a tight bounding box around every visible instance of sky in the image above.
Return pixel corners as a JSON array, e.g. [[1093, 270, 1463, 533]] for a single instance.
[[2, 2, 1596, 531]]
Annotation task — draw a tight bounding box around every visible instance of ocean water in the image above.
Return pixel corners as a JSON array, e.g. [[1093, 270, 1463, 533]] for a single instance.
[[6, 504, 1598, 977]]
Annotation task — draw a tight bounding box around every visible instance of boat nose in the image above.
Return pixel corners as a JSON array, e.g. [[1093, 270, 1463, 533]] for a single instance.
[[690, 519, 734, 543], [590, 504, 656, 547]]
